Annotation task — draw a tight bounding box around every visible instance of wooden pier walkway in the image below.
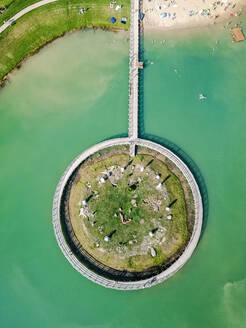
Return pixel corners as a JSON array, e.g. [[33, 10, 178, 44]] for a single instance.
[[53, 138, 203, 290], [49, 0, 203, 290], [128, 0, 140, 156]]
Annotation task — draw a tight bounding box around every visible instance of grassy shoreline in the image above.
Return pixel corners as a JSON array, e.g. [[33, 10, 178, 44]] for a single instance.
[[0, 0, 130, 85]]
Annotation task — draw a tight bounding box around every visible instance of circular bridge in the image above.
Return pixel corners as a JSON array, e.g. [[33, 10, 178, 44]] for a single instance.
[[52, 138, 203, 290]]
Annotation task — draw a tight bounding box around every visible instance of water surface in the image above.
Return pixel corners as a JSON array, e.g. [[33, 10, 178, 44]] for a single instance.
[[0, 26, 246, 328]]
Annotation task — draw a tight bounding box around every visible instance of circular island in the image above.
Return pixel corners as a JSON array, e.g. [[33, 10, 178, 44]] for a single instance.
[[53, 138, 203, 290]]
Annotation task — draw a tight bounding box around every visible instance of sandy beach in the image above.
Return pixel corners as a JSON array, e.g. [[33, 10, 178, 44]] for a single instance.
[[142, 0, 246, 30]]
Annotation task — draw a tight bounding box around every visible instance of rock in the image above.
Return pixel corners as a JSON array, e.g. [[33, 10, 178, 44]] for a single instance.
[[129, 240, 133, 245], [166, 206, 170, 211], [167, 214, 173, 220], [153, 203, 159, 212], [150, 247, 157, 257], [104, 236, 110, 242], [86, 182, 91, 189], [79, 207, 88, 218], [82, 200, 87, 205], [149, 231, 154, 237]]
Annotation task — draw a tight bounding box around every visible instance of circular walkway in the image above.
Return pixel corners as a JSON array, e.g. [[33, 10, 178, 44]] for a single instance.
[[52, 138, 203, 290]]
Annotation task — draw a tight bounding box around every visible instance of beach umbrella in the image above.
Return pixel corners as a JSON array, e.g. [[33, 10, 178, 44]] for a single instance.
[[139, 13, 145, 20], [110, 17, 116, 23]]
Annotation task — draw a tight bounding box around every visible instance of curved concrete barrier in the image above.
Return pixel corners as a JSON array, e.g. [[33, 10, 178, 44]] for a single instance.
[[52, 137, 203, 290]]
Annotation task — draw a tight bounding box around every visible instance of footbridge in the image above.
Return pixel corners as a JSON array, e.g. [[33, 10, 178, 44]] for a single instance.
[[52, 0, 204, 290], [53, 138, 203, 290], [128, 0, 141, 156]]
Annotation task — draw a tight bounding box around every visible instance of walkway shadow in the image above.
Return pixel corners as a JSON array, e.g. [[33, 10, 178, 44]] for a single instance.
[[102, 132, 128, 141]]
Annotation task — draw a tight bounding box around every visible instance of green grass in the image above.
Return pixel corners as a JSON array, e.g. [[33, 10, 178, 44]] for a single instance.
[[0, 0, 130, 81], [69, 149, 191, 271], [0, 0, 12, 7], [0, 0, 44, 25]]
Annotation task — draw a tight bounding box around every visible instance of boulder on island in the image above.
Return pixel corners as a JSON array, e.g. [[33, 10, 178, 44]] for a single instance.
[[150, 247, 157, 257]]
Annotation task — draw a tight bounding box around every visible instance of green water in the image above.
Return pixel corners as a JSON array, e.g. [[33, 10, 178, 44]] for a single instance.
[[0, 25, 246, 327]]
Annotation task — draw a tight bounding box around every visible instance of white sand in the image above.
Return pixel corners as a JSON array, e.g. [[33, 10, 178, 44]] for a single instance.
[[142, 0, 246, 31]]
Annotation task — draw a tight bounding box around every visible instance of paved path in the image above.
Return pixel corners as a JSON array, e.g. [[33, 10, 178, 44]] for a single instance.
[[128, 0, 140, 156], [0, 0, 203, 291], [52, 138, 203, 290], [0, 0, 57, 34], [47, 0, 202, 290], [1, 0, 201, 290]]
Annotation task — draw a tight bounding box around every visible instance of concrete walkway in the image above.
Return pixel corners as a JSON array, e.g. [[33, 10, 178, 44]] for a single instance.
[[0, 0, 202, 290], [128, 0, 140, 156], [128, 0, 139, 139], [52, 138, 203, 290], [0, 0, 57, 34]]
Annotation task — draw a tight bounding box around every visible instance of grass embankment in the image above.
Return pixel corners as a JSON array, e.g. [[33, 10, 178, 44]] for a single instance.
[[0, 0, 130, 82], [69, 149, 190, 271]]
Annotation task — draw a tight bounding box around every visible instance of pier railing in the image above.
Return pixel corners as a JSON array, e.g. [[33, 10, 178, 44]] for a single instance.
[[52, 0, 203, 290], [128, 0, 140, 155], [53, 138, 203, 290]]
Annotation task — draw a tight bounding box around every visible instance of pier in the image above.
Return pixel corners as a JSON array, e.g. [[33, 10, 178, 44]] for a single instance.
[[52, 138, 203, 290], [52, 0, 203, 290], [128, 0, 141, 156]]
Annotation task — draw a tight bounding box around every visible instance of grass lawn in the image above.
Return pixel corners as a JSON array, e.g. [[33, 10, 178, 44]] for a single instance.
[[68, 147, 192, 271], [0, 0, 130, 82], [0, 1, 43, 25]]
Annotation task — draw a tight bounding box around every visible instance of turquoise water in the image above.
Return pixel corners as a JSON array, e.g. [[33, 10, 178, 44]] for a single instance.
[[0, 26, 246, 327]]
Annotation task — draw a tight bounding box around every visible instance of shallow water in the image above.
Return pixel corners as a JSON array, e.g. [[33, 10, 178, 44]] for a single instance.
[[0, 25, 246, 327]]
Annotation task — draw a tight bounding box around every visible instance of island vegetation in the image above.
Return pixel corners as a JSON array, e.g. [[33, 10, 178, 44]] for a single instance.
[[67, 146, 195, 272], [0, 0, 130, 84]]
